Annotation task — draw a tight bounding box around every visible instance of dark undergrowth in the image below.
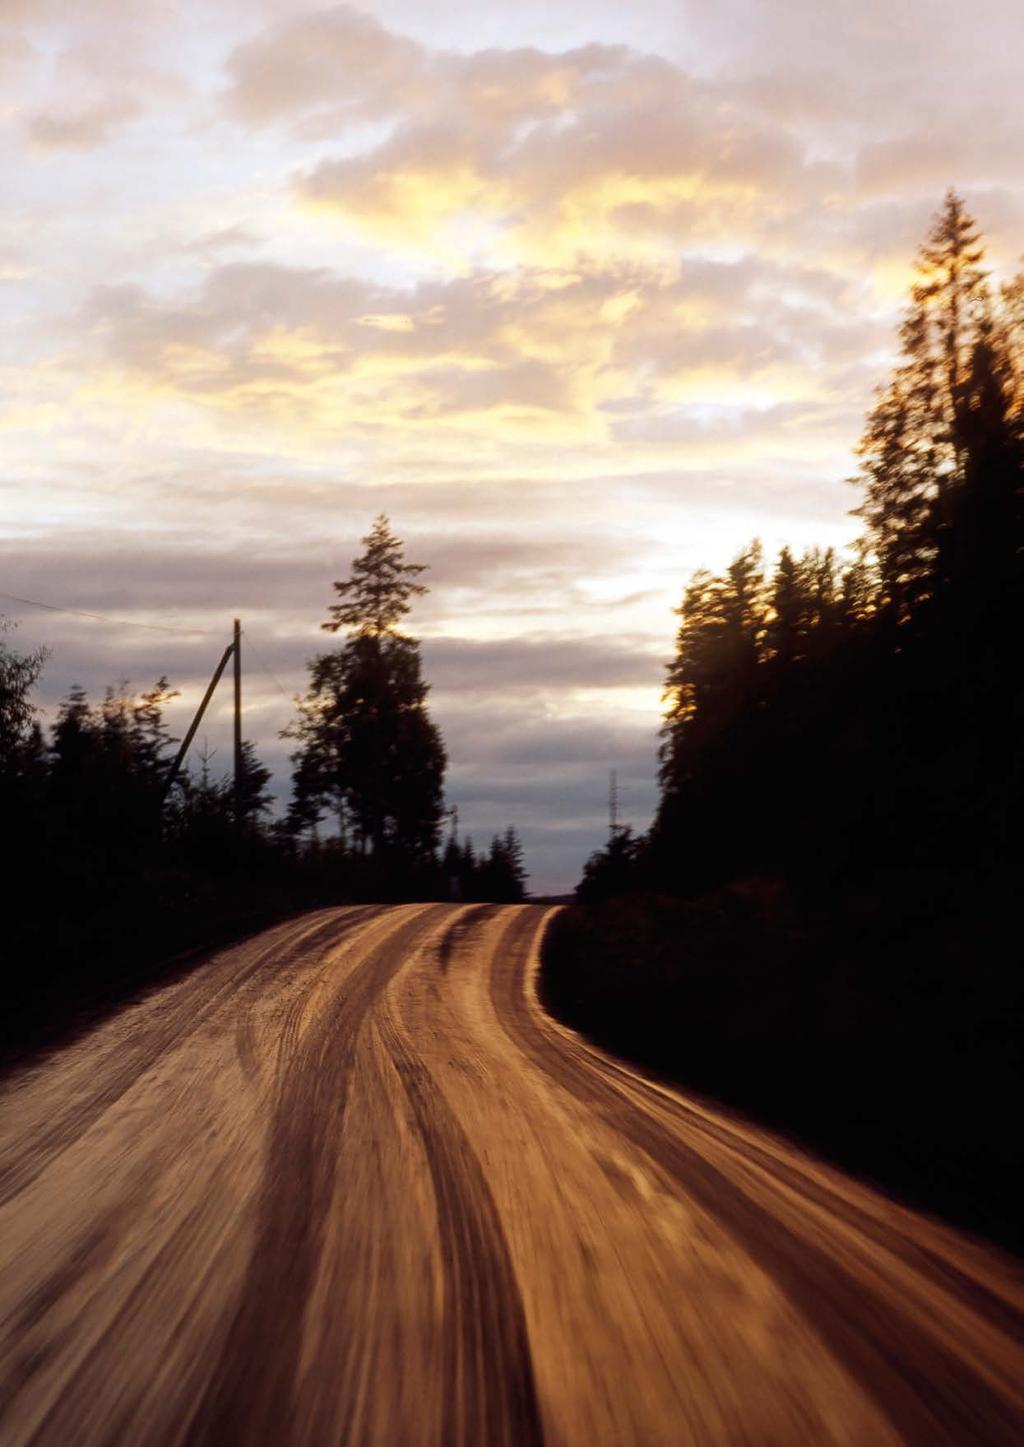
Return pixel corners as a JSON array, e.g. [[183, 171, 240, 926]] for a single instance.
[[540, 870, 1023, 1257], [0, 861, 340, 1075]]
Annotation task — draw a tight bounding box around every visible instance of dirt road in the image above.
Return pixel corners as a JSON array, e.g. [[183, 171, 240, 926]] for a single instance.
[[0, 904, 1021, 1445]]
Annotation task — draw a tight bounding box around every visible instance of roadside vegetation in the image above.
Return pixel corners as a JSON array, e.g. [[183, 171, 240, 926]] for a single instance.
[[544, 192, 1024, 1252], [0, 516, 525, 1063]]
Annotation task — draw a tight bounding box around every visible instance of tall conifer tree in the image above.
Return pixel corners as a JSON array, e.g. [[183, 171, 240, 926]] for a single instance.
[[288, 516, 446, 866], [855, 191, 989, 617]]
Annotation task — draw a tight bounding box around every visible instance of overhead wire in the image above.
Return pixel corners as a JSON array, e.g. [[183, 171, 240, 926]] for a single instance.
[[0, 587, 222, 637], [241, 629, 300, 706], [2, 584, 305, 740]]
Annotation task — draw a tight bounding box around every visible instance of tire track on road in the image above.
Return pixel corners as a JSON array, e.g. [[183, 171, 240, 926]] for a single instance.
[[15, 1158, 239, 1447], [491, 907, 1024, 1447], [233, 907, 379, 1084], [184, 905, 447, 1447], [4, 903, 1022, 1447], [436, 904, 501, 973], [581, 1040, 1024, 1345], [0, 911, 351, 1208], [603, 1052, 1024, 1346], [379, 1003, 545, 1447]]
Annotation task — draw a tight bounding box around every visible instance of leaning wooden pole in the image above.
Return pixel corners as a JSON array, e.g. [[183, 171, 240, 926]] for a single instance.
[[162, 637, 236, 802]]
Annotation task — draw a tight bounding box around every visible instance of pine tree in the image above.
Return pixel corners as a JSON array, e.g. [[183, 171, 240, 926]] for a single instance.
[[0, 625, 48, 882], [576, 825, 641, 902], [323, 513, 428, 637], [235, 739, 273, 826], [855, 191, 989, 618], [661, 542, 767, 788], [1000, 267, 1024, 396], [0, 623, 45, 782], [287, 516, 446, 869], [476, 830, 528, 903], [442, 832, 464, 898], [50, 685, 99, 788], [501, 827, 528, 898], [131, 678, 179, 792], [837, 555, 878, 631], [915, 189, 988, 465], [944, 318, 1024, 618], [767, 547, 803, 668]]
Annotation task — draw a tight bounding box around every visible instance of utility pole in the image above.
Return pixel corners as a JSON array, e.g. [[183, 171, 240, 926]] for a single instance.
[[233, 618, 242, 829], [161, 621, 243, 807]]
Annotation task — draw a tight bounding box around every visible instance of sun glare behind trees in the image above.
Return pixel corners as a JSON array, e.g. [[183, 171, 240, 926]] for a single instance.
[[569, 191, 1024, 896]]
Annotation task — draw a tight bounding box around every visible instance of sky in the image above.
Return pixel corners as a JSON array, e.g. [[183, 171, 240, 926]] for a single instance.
[[2, 0, 1023, 891]]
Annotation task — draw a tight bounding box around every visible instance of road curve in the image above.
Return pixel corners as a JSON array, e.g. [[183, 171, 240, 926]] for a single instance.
[[0, 904, 1021, 1446]]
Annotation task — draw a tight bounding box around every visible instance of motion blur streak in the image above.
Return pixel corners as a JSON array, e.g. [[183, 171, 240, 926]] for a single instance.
[[0, 905, 1021, 1445]]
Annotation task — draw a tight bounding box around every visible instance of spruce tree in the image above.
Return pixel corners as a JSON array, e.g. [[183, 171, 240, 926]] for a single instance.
[[767, 547, 803, 668], [0, 624, 45, 782], [855, 191, 989, 618], [235, 739, 274, 826], [288, 516, 446, 869]]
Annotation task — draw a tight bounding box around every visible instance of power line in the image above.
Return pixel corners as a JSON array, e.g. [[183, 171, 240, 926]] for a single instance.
[[241, 629, 298, 706], [0, 587, 221, 637], [2, 585, 303, 722]]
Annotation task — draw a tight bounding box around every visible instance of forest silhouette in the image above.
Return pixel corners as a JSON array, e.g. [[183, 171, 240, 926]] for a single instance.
[[0, 516, 526, 1063], [545, 192, 1024, 1250]]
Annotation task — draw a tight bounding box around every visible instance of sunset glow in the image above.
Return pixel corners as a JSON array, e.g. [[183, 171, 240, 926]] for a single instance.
[[3, 0, 1023, 888]]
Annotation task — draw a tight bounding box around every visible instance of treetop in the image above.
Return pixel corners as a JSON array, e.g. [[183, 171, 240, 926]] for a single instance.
[[323, 514, 428, 639]]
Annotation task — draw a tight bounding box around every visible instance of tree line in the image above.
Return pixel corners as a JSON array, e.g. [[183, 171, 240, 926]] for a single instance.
[[547, 192, 1023, 1250], [0, 517, 525, 1055], [581, 191, 1023, 900]]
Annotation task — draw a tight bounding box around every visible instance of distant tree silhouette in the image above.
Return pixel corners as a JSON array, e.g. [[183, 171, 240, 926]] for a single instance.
[[855, 191, 989, 618], [287, 515, 447, 869], [0, 622, 45, 775], [946, 317, 1023, 609], [577, 826, 642, 903], [479, 828, 528, 902], [2, 657, 297, 1062], [766, 546, 803, 669], [0, 625, 47, 897], [234, 738, 274, 826], [592, 189, 1024, 900], [500, 827, 528, 897], [441, 831, 465, 896], [440, 824, 527, 901]]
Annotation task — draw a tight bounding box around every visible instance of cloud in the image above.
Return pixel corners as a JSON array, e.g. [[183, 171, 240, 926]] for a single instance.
[[179, 223, 263, 257], [9, 0, 1022, 890], [223, 8, 834, 265], [12, 25, 189, 153], [27, 97, 142, 151], [422, 634, 663, 693], [75, 246, 882, 467], [856, 122, 1024, 198], [215, 4, 1024, 293], [0, 25, 33, 80], [291, 40, 818, 262], [227, 4, 425, 129], [0, 528, 643, 631]]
